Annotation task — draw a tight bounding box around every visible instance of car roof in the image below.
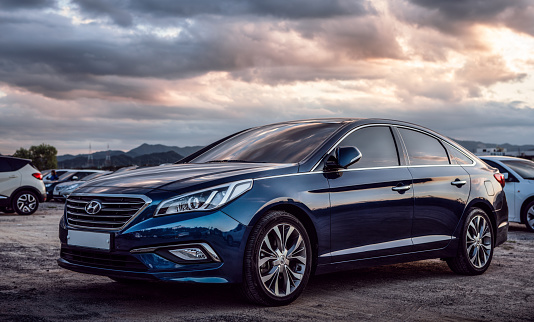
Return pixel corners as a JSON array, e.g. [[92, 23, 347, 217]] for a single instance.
[[0, 155, 31, 162], [478, 156, 525, 161]]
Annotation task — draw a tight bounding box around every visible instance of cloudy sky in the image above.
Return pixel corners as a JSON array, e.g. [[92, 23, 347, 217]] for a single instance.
[[1, 0, 533, 155]]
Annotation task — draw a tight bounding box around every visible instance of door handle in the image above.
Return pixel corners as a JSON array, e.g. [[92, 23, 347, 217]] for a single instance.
[[392, 185, 411, 192], [9, 175, 17, 178], [451, 179, 467, 186]]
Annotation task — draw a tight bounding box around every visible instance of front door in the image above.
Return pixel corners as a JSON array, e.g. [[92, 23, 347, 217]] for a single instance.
[[327, 126, 414, 262]]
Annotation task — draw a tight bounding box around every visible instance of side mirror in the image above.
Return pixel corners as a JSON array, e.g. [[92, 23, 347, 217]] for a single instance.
[[502, 172, 509, 180], [325, 146, 362, 170], [72, 176, 79, 181]]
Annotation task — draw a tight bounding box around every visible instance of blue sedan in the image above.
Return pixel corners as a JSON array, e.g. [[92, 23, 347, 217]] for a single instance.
[[58, 118, 508, 305]]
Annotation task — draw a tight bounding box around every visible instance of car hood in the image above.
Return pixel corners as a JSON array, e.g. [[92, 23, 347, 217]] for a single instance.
[[74, 163, 298, 195]]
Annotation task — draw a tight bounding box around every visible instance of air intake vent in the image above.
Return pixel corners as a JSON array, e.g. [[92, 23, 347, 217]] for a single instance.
[[66, 194, 151, 230]]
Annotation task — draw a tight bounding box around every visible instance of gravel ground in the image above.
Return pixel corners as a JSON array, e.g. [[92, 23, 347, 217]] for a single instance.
[[1, 202, 533, 321]]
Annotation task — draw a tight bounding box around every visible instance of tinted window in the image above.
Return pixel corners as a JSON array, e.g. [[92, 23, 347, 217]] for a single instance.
[[447, 145, 473, 165], [7, 158, 30, 171], [192, 122, 342, 164], [502, 160, 534, 180], [339, 126, 399, 169], [0, 159, 13, 172], [399, 128, 449, 166]]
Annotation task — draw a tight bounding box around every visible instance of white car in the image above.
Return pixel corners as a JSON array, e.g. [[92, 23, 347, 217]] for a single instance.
[[0, 156, 46, 215], [480, 156, 534, 232]]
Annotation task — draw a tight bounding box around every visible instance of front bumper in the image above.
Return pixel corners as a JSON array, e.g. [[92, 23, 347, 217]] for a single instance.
[[58, 210, 248, 284]]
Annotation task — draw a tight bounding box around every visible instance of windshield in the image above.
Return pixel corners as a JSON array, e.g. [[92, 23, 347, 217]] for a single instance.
[[502, 159, 534, 179], [192, 122, 343, 164], [82, 172, 110, 181]]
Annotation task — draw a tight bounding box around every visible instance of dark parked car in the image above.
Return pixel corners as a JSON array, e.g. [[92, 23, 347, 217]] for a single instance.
[[58, 119, 508, 306]]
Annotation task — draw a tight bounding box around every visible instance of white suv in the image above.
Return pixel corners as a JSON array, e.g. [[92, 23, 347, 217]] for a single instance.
[[0, 156, 46, 215]]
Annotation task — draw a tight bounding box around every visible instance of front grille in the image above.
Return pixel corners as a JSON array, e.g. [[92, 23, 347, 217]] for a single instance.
[[61, 248, 148, 272], [66, 194, 150, 230]]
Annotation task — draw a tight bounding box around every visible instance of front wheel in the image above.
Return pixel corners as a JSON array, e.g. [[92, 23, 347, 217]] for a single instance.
[[13, 191, 39, 215], [446, 207, 494, 275], [241, 210, 312, 306], [521, 200, 534, 233]]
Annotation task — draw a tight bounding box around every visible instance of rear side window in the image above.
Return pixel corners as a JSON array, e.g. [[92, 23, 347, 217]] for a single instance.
[[399, 128, 450, 166], [339, 126, 399, 169], [7, 158, 30, 171], [447, 145, 473, 165], [0, 159, 13, 172]]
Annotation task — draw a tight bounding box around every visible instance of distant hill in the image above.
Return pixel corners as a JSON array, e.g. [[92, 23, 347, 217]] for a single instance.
[[454, 140, 534, 153], [126, 143, 202, 158], [58, 151, 185, 168], [56, 143, 203, 169]]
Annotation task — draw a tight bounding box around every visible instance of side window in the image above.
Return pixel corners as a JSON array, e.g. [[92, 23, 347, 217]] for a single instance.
[[398, 128, 450, 166], [0, 159, 13, 172], [339, 126, 399, 169], [74, 172, 91, 180], [447, 145, 473, 165], [7, 158, 28, 171]]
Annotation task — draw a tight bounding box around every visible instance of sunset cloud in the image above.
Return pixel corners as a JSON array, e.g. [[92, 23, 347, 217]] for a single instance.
[[0, 0, 533, 155]]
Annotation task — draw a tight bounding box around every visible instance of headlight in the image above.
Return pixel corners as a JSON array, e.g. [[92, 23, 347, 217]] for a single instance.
[[45, 183, 52, 188], [155, 179, 253, 216]]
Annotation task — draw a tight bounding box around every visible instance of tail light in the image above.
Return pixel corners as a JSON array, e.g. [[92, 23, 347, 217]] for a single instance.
[[32, 173, 43, 180], [493, 173, 505, 188]]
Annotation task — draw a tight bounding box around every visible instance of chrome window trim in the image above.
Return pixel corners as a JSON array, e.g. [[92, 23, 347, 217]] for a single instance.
[[66, 193, 152, 231], [0, 195, 7, 200], [310, 123, 476, 172]]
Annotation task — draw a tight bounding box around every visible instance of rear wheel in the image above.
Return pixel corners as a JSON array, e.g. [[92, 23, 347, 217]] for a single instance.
[[13, 191, 39, 215], [241, 210, 312, 306], [447, 207, 494, 275], [521, 200, 534, 233]]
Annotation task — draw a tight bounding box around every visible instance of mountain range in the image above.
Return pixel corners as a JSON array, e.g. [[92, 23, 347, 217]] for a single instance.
[[57, 144, 203, 169]]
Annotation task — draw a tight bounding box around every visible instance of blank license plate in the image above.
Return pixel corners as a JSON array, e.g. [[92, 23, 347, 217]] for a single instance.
[[67, 230, 110, 250]]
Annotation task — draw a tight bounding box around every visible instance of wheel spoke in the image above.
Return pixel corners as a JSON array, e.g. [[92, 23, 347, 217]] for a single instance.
[[259, 255, 276, 267], [284, 226, 294, 251], [286, 235, 303, 258], [263, 235, 279, 257], [287, 266, 303, 281], [283, 268, 291, 295], [261, 266, 279, 284]]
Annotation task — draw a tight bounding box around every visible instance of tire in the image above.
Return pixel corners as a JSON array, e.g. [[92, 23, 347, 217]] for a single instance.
[[241, 210, 312, 306], [521, 200, 534, 233], [12, 191, 39, 216], [446, 207, 494, 275], [0, 206, 15, 214]]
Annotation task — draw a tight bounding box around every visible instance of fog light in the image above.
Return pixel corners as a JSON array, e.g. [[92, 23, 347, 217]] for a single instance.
[[169, 248, 208, 261]]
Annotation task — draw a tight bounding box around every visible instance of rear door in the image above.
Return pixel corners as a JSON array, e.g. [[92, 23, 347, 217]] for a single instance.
[[396, 127, 471, 251], [328, 125, 414, 262], [0, 159, 20, 198]]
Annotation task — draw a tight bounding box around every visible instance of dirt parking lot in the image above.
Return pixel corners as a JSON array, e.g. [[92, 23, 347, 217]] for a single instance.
[[1, 202, 533, 321]]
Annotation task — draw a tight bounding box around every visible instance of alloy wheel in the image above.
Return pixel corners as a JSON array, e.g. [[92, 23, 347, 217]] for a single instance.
[[466, 215, 492, 268], [16, 193, 37, 214], [258, 223, 307, 297], [527, 206, 534, 230]]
